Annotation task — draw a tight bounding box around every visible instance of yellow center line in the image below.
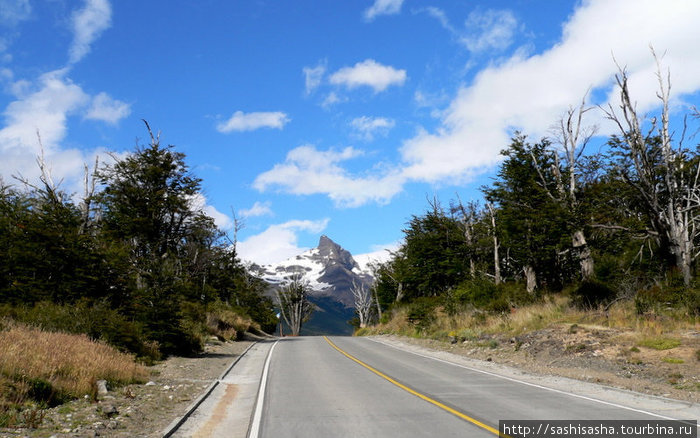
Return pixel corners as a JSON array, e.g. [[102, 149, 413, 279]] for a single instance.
[[323, 336, 501, 436]]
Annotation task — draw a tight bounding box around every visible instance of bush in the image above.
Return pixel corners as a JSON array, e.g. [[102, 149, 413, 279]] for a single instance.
[[0, 301, 160, 362], [205, 302, 255, 341], [571, 280, 616, 309], [450, 278, 534, 313], [406, 297, 438, 329]]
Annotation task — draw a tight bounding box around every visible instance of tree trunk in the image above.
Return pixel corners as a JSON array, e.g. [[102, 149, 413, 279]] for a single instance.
[[668, 209, 692, 285], [523, 265, 537, 294], [373, 286, 382, 320], [572, 230, 594, 280], [487, 204, 501, 285], [395, 282, 404, 302]]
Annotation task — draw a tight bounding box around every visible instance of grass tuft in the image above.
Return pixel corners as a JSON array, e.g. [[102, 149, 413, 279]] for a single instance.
[[638, 337, 681, 351]]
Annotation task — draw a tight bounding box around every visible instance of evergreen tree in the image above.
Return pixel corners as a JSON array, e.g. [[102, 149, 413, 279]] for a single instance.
[[484, 134, 572, 291]]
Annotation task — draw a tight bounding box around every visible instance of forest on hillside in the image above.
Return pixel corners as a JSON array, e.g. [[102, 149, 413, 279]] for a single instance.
[[0, 123, 277, 361], [369, 61, 700, 323]]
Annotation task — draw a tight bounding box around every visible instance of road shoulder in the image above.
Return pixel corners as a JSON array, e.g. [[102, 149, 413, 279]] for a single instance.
[[369, 334, 700, 421]]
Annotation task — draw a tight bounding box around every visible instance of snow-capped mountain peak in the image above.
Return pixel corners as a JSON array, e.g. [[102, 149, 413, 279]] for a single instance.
[[254, 235, 373, 308]]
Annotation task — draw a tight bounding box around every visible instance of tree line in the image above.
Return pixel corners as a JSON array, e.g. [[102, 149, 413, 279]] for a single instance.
[[0, 122, 277, 360], [369, 55, 700, 322]]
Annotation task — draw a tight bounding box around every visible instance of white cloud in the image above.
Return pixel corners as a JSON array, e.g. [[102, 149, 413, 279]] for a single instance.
[[329, 59, 406, 93], [0, 0, 31, 26], [0, 69, 89, 164], [188, 193, 233, 231], [321, 91, 346, 108], [424, 7, 518, 54], [84, 92, 130, 124], [237, 218, 330, 265], [69, 0, 112, 64], [253, 144, 405, 207], [400, 0, 700, 185], [461, 9, 518, 53], [217, 111, 290, 133], [240, 201, 273, 218], [303, 61, 326, 95], [350, 116, 395, 141], [364, 0, 404, 22]]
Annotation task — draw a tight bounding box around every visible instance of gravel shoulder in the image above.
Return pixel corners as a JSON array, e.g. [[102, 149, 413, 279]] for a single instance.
[[0, 338, 256, 438], [370, 322, 700, 405]]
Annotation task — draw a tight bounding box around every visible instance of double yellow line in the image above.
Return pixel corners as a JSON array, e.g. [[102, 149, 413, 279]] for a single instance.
[[323, 336, 500, 436]]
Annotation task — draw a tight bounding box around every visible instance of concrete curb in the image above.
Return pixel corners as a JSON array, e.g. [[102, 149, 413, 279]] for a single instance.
[[161, 341, 257, 438]]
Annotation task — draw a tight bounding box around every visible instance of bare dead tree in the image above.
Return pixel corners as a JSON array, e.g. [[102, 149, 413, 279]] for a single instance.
[[602, 48, 700, 285], [13, 131, 62, 205], [381, 252, 405, 302], [275, 274, 314, 336], [365, 260, 383, 319], [531, 93, 598, 280], [451, 196, 479, 279], [351, 280, 373, 328], [229, 207, 245, 255], [78, 155, 100, 234], [486, 203, 501, 285]]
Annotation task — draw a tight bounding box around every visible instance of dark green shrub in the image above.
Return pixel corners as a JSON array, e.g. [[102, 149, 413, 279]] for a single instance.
[[486, 297, 511, 314], [406, 297, 438, 329], [571, 280, 616, 309]]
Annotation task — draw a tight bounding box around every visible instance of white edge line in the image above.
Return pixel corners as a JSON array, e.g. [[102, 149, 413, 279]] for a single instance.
[[366, 337, 698, 427], [248, 340, 278, 438]]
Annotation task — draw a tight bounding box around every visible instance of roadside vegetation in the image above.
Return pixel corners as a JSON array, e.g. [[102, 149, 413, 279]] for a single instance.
[[0, 321, 148, 428], [0, 122, 276, 426], [355, 57, 700, 381]]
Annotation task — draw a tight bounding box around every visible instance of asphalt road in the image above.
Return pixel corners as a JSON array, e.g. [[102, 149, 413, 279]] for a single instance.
[[254, 336, 694, 438], [172, 336, 698, 438]]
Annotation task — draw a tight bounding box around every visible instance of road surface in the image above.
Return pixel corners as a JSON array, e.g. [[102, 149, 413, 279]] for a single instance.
[[173, 336, 699, 437]]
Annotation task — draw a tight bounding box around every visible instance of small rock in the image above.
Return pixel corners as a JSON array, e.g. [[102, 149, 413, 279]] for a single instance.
[[162, 385, 171, 390], [100, 404, 119, 418], [96, 379, 109, 396], [486, 357, 493, 362], [145, 381, 156, 386]]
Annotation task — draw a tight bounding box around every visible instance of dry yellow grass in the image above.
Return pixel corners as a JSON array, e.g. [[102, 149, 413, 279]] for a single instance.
[[361, 295, 698, 341], [206, 308, 258, 341], [0, 322, 148, 402]]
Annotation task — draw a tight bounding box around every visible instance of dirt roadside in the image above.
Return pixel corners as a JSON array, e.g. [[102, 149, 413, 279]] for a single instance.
[[0, 338, 256, 438], [375, 323, 700, 404]]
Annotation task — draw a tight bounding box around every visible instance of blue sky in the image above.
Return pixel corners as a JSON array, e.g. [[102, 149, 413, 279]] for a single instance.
[[2, 0, 700, 265]]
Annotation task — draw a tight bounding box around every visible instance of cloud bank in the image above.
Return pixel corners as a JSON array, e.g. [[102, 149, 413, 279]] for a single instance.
[[257, 0, 700, 207]]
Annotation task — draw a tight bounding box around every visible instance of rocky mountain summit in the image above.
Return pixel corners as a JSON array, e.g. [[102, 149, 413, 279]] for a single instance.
[[252, 235, 375, 334]]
